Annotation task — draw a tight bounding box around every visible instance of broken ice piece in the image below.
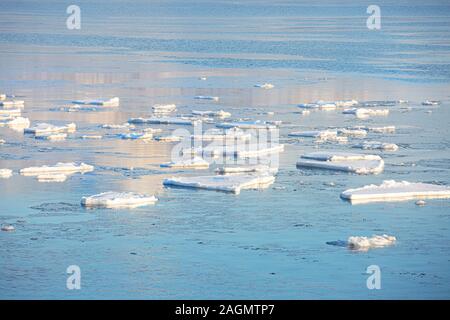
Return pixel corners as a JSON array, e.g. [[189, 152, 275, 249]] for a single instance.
[[254, 83, 274, 89], [35, 133, 67, 141], [72, 97, 119, 107], [163, 173, 275, 194], [81, 135, 102, 139], [288, 130, 337, 138], [0, 100, 24, 107], [154, 135, 183, 142], [347, 234, 396, 251], [0, 168, 13, 178], [20, 162, 94, 176], [337, 128, 367, 137], [216, 120, 277, 130], [422, 100, 440, 106], [1, 117, 30, 129], [24, 122, 76, 135], [101, 123, 134, 129], [81, 191, 157, 208], [118, 132, 153, 140], [216, 165, 278, 174], [192, 110, 231, 118], [343, 108, 389, 118], [194, 95, 219, 101], [0, 108, 21, 116], [152, 104, 177, 113], [352, 141, 398, 151], [340, 180, 450, 204], [128, 117, 199, 126], [1, 225, 15, 232], [160, 156, 209, 169]]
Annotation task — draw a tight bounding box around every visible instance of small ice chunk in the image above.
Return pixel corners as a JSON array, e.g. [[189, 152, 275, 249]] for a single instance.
[[217, 121, 276, 130], [101, 123, 134, 129], [152, 104, 177, 113], [0, 168, 13, 178], [415, 200, 426, 206], [348, 235, 396, 251], [24, 122, 76, 135], [352, 141, 398, 151], [337, 128, 367, 137], [161, 156, 209, 169], [194, 95, 219, 101], [20, 162, 94, 176], [118, 132, 153, 140], [334, 100, 358, 107], [191, 129, 251, 141], [36, 174, 67, 182], [288, 130, 337, 138], [192, 110, 231, 118], [300, 152, 382, 162], [422, 100, 440, 106], [163, 173, 275, 194], [199, 76, 207, 80], [1, 224, 15, 232], [0, 100, 24, 107], [341, 180, 450, 204], [0, 108, 21, 116], [298, 101, 336, 110], [254, 83, 274, 89], [235, 144, 284, 158], [81, 135, 102, 139], [316, 135, 348, 144], [81, 191, 157, 208], [1, 116, 30, 129], [0, 94, 5, 100], [154, 135, 182, 142], [0, 139, 5, 144], [128, 117, 199, 126], [216, 165, 278, 174], [359, 126, 396, 134], [72, 97, 119, 107]]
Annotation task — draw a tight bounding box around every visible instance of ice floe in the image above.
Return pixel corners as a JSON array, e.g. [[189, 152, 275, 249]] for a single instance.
[[160, 156, 209, 169], [297, 101, 336, 110], [0, 116, 30, 129], [36, 174, 67, 182], [72, 97, 119, 107], [217, 120, 277, 130], [352, 141, 399, 151], [20, 162, 94, 176], [192, 110, 231, 118], [194, 95, 219, 101], [337, 128, 367, 137], [235, 144, 284, 158], [81, 191, 157, 208], [348, 235, 396, 251], [216, 165, 278, 174], [1, 225, 15, 232], [191, 128, 251, 141], [357, 126, 396, 134], [422, 100, 440, 106], [35, 133, 67, 141], [128, 117, 199, 126], [24, 122, 76, 135], [163, 173, 275, 194], [288, 130, 337, 138], [118, 132, 153, 140], [154, 135, 183, 142], [101, 123, 134, 129], [81, 135, 102, 140], [343, 108, 389, 118], [297, 152, 384, 174], [0, 169, 13, 178], [254, 83, 274, 89], [0, 108, 21, 116], [152, 104, 177, 113], [341, 180, 450, 204], [0, 100, 24, 107]]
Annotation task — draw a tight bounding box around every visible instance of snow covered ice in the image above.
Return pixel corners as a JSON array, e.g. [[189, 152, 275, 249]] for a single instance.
[[216, 120, 277, 130], [343, 108, 389, 118], [347, 235, 397, 251], [254, 83, 274, 89], [36, 174, 68, 182], [192, 110, 231, 118], [72, 97, 119, 107], [20, 162, 94, 176], [24, 122, 76, 135], [152, 104, 177, 113], [194, 95, 219, 101], [128, 117, 199, 126], [352, 141, 399, 151], [81, 191, 158, 208], [0, 168, 13, 178], [341, 180, 450, 204], [216, 165, 278, 174], [163, 173, 276, 194]]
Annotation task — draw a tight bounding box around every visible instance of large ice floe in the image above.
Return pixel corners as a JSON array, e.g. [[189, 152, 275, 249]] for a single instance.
[[192, 110, 231, 118], [336, 128, 367, 137], [296, 152, 384, 174], [20, 162, 94, 176], [163, 173, 275, 194], [216, 120, 277, 130], [352, 141, 399, 151], [152, 104, 177, 113], [72, 97, 119, 107], [235, 144, 284, 158], [343, 108, 389, 118], [160, 156, 209, 169], [347, 235, 397, 251], [194, 95, 219, 101], [24, 122, 76, 135], [0, 169, 13, 178], [128, 117, 199, 126], [340, 180, 450, 204], [81, 191, 158, 208]]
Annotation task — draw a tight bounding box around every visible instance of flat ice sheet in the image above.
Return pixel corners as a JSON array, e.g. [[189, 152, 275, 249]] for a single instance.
[[352, 141, 399, 151], [216, 121, 277, 130], [163, 173, 275, 194], [161, 157, 209, 169], [301, 152, 381, 162], [216, 165, 278, 174], [296, 158, 384, 174], [81, 191, 157, 208], [20, 162, 94, 176], [24, 122, 76, 135], [341, 180, 450, 203], [128, 117, 198, 126], [72, 97, 119, 106]]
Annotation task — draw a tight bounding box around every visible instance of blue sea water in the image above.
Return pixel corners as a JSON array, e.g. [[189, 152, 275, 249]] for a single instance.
[[0, 0, 449, 299]]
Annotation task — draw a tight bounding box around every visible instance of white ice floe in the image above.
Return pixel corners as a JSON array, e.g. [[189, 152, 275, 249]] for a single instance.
[[0, 108, 21, 116], [343, 108, 389, 118], [72, 97, 119, 107], [0, 139, 5, 144], [254, 83, 274, 89], [118, 132, 153, 140], [0, 117, 30, 129], [348, 235, 396, 250], [191, 128, 251, 141], [352, 141, 398, 151], [160, 156, 209, 169], [341, 180, 450, 204], [216, 165, 278, 174], [154, 135, 183, 142], [0, 94, 5, 100], [316, 135, 348, 144], [298, 101, 336, 110], [0, 169, 13, 178], [163, 173, 275, 194], [81, 135, 102, 139], [81, 191, 157, 208], [357, 126, 396, 134], [0, 100, 24, 107], [297, 152, 384, 174], [415, 200, 426, 206], [194, 95, 219, 101], [192, 110, 231, 118], [101, 123, 134, 129], [20, 162, 94, 176], [36, 174, 67, 182], [152, 104, 177, 113], [422, 100, 440, 106], [235, 144, 284, 158], [217, 120, 277, 130], [1, 225, 15, 232], [24, 122, 76, 135], [35, 133, 67, 141], [288, 130, 337, 138], [334, 100, 358, 108], [128, 117, 199, 126], [337, 128, 367, 137], [199, 76, 207, 81]]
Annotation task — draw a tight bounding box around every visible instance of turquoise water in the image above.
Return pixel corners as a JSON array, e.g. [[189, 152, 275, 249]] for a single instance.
[[0, 0, 449, 299]]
